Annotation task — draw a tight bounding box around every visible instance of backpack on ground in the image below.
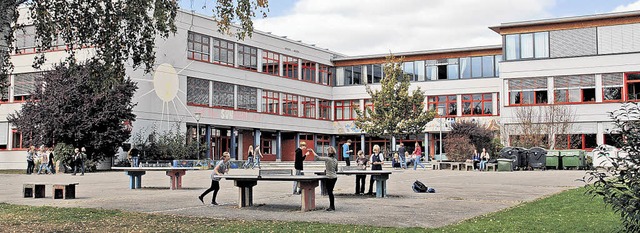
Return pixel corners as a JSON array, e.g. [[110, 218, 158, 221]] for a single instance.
[[412, 180, 428, 193]]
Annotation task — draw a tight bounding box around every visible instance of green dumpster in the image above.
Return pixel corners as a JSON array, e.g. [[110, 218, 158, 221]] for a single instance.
[[497, 159, 514, 172], [546, 150, 560, 169], [561, 150, 585, 170]]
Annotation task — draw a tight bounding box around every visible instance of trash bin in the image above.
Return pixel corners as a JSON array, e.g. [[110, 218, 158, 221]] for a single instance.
[[528, 147, 547, 170], [546, 150, 560, 169], [560, 150, 585, 170], [499, 147, 520, 171], [514, 147, 528, 170], [497, 158, 514, 172]]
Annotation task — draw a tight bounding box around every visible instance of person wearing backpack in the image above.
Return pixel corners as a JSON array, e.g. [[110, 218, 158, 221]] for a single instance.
[[367, 144, 384, 195]]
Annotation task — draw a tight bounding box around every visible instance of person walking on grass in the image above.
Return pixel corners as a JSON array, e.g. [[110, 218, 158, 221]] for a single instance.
[[293, 141, 307, 195], [308, 146, 338, 211], [199, 152, 231, 206], [342, 139, 353, 166]]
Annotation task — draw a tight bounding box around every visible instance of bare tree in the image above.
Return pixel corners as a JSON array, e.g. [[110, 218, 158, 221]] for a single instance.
[[504, 104, 576, 149]]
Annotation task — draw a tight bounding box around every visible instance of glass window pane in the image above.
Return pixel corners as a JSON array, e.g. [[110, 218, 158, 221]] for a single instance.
[[534, 32, 549, 58], [505, 35, 520, 60], [495, 55, 502, 76], [460, 57, 471, 79], [471, 57, 482, 78], [447, 64, 459, 79], [482, 56, 494, 77], [426, 66, 437, 81], [569, 89, 581, 102], [521, 33, 534, 59], [403, 62, 415, 81], [415, 61, 425, 81]]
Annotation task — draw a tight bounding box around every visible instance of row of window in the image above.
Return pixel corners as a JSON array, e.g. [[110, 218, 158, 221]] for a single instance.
[[509, 133, 622, 150], [337, 55, 502, 86], [508, 73, 638, 106], [187, 31, 334, 86], [427, 93, 496, 116]]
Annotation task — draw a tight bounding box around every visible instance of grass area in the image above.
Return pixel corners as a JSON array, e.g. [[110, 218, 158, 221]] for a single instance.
[[0, 187, 621, 232], [0, 169, 27, 174]]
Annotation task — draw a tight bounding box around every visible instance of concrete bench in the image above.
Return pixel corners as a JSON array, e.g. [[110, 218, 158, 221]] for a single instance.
[[486, 163, 497, 171], [53, 183, 79, 199], [258, 169, 292, 176], [340, 166, 365, 172], [450, 162, 464, 170], [23, 183, 46, 198], [464, 160, 475, 171]]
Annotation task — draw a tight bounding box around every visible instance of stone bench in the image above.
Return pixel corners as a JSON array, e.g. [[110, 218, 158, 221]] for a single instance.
[[53, 183, 79, 199], [340, 166, 365, 172], [464, 160, 475, 171], [486, 163, 497, 171], [450, 162, 464, 170], [23, 183, 46, 198], [258, 169, 293, 176]]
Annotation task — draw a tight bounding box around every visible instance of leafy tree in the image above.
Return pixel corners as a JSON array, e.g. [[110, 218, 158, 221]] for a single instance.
[[0, 0, 269, 93], [443, 135, 475, 162], [130, 124, 205, 161], [448, 120, 495, 154], [7, 61, 137, 163], [584, 103, 640, 232], [354, 55, 435, 139]]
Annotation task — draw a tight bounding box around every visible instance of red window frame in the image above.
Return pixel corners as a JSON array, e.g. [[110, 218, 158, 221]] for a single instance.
[[262, 90, 279, 115], [555, 134, 597, 151], [364, 99, 374, 117], [261, 50, 280, 76], [319, 65, 333, 86], [554, 88, 595, 104], [212, 38, 234, 66], [282, 55, 299, 79], [282, 93, 298, 117], [428, 95, 457, 117], [319, 99, 331, 120], [334, 100, 359, 121], [187, 31, 210, 62], [11, 129, 25, 150], [461, 93, 493, 116], [302, 60, 317, 83], [625, 72, 640, 101], [237, 44, 258, 71], [301, 96, 316, 118]]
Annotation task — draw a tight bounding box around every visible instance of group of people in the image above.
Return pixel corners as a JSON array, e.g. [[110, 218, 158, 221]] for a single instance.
[[472, 148, 491, 171], [243, 144, 263, 169], [25, 146, 88, 176], [394, 142, 425, 170]]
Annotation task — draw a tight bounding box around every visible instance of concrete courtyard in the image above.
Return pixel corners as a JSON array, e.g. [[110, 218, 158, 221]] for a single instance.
[[0, 167, 588, 228]]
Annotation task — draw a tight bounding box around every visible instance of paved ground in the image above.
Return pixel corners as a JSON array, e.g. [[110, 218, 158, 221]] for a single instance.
[[0, 166, 588, 228]]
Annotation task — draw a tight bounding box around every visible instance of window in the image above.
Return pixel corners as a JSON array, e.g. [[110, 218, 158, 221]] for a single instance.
[[186, 77, 209, 106], [319, 65, 333, 86], [261, 50, 280, 76], [212, 38, 234, 65], [318, 99, 331, 120], [505, 32, 549, 60], [509, 78, 548, 105], [335, 100, 359, 120], [301, 96, 316, 118], [495, 55, 502, 77], [237, 85, 257, 111], [426, 59, 459, 80], [603, 73, 623, 102], [403, 61, 425, 81], [364, 99, 374, 117], [428, 95, 457, 116], [366, 64, 383, 84], [282, 93, 298, 116], [555, 134, 597, 150], [302, 61, 316, 82], [471, 57, 483, 78], [283, 55, 299, 79], [342, 66, 362, 85], [461, 93, 493, 116], [626, 73, 640, 101], [11, 129, 24, 150], [211, 81, 234, 108], [554, 75, 595, 103], [482, 56, 495, 78], [13, 73, 39, 102], [604, 133, 623, 148], [237, 44, 258, 71], [187, 32, 210, 62], [262, 90, 279, 114], [261, 139, 275, 155]]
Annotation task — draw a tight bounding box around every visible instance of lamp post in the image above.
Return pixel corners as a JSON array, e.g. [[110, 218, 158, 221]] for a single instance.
[[437, 106, 445, 162], [195, 112, 202, 160]]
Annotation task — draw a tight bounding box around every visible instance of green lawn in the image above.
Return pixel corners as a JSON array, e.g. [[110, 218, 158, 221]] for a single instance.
[[0, 187, 621, 232]]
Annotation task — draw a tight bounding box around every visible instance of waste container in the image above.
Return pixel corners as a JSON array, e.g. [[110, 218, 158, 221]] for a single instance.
[[500, 147, 522, 171], [514, 147, 528, 170], [561, 150, 585, 170], [497, 158, 514, 172], [546, 150, 560, 169], [528, 147, 547, 170]]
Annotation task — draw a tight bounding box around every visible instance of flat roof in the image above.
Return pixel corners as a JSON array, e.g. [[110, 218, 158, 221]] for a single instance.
[[490, 10, 640, 33], [331, 45, 502, 62]]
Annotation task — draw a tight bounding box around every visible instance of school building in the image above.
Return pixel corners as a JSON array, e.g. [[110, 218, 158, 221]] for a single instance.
[[1, 9, 640, 169]]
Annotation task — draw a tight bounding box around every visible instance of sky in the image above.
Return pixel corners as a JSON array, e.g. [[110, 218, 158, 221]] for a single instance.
[[179, 0, 640, 56]]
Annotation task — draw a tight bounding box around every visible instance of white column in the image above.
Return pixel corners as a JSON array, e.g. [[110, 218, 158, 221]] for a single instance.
[[256, 89, 262, 112], [208, 80, 213, 107], [547, 76, 554, 104], [257, 49, 263, 73], [298, 95, 303, 117], [597, 122, 604, 145], [595, 74, 603, 102], [233, 43, 239, 68], [456, 94, 462, 117], [315, 63, 320, 83], [278, 93, 283, 115], [233, 85, 238, 109], [298, 59, 303, 80], [315, 99, 320, 119], [492, 93, 498, 116]]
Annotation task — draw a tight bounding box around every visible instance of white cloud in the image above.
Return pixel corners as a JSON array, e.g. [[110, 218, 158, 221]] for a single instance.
[[613, 0, 640, 12], [254, 0, 556, 56]]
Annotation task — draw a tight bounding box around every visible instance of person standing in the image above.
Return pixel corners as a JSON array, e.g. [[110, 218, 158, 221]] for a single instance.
[[367, 145, 384, 195], [72, 148, 84, 176], [199, 152, 231, 206], [37, 147, 51, 174], [308, 146, 338, 211], [293, 141, 307, 195], [398, 143, 407, 169], [26, 146, 35, 175], [479, 148, 491, 171], [128, 146, 140, 167], [413, 142, 425, 170], [342, 140, 353, 166], [47, 147, 56, 174], [254, 144, 263, 169], [355, 150, 368, 195]]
